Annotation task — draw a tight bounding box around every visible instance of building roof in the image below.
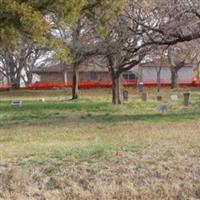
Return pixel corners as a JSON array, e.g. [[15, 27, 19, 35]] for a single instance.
[[140, 59, 193, 68], [31, 64, 65, 73]]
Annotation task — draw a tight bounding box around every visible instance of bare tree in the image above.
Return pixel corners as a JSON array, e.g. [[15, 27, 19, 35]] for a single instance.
[[167, 47, 185, 89], [51, 17, 104, 99], [0, 43, 32, 88], [155, 65, 162, 92], [69, 19, 102, 99], [166, 41, 200, 88], [96, 2, 156, 104], [125, 0, 200, 89], [136, 0, 200, 46], [0, 39, 49, 88]]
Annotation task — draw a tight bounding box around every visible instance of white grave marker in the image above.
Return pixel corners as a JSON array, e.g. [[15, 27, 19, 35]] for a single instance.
[[171, 95, 178, 101]]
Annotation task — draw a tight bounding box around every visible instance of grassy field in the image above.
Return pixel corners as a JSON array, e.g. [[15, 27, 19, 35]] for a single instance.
[[1, 88, 200, 199]]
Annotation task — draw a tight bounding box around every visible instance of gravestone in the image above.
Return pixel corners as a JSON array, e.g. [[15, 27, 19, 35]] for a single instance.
[[39, 98, 46, 102], [11, 100, 22, 108], [183, 92, 190, 106], [141, 92, 148, 101], [138, 82, 144, 93], [157, 96, 162, 101], [123, 90, 129, 101], [157, 103, 168, 112], [171, 95, 178, 101]]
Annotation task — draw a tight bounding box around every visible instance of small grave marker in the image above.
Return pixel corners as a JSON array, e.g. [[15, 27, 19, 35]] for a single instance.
[[141, 92, 148, 101], [171, 95, 178, 101], [123, 90, 129, 101], [183, 92, 190, 106], [138, 82, 144, 93], [157, 103, 168, 113], [11, 100, 22, 108], [39, 98, 46, 102], [157, 96, 162, 101]]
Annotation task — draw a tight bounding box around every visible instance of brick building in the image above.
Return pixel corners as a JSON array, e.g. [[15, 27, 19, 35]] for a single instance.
[[31, 61, 193, 84], [32, 64, 138, 83]]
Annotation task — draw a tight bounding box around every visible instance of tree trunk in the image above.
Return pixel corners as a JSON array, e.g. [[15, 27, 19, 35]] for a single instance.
[[111, 73, 122, 105], [171, 69, 178, 89], [72, 63, 79, 99], [26, 72, 33, 84], [10, 71, 20, 89], [157, 70, 161, 92], [10, 79, 20, 89]]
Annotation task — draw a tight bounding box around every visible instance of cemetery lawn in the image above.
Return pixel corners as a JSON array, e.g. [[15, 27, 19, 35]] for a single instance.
[[1, 88, 200, 199]]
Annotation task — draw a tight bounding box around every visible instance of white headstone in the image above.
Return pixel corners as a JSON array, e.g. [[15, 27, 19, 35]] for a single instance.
[[39, 98, 46, 102], [171, 95, 178, 101], [11, 100, 22, 108]]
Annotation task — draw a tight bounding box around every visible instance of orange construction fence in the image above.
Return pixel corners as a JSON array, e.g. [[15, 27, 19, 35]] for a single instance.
[[0, 80, 200, 90]]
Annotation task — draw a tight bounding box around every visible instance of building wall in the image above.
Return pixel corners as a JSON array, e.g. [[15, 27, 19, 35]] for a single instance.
[[178, 67, 193, 82], [142, 67, 170, 82], [80, 72, 110, 81], [38, 66, 194, 84], [67, 72, 111, 82], [39, 72, 111, 82], [40, 73, 65, 82], [142, 66, 193, 83]]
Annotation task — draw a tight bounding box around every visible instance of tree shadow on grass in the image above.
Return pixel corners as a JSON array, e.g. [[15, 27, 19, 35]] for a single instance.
[[0, 101, 118, 113], [1, 110, 199, 128], [87, 111, 200, 123]]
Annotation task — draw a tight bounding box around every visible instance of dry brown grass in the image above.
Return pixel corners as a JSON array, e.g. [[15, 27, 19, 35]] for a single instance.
[[1, 146, 200, 199]]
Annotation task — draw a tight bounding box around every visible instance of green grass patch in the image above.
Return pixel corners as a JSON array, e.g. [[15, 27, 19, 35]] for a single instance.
[[1, 88, 200, 164]]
